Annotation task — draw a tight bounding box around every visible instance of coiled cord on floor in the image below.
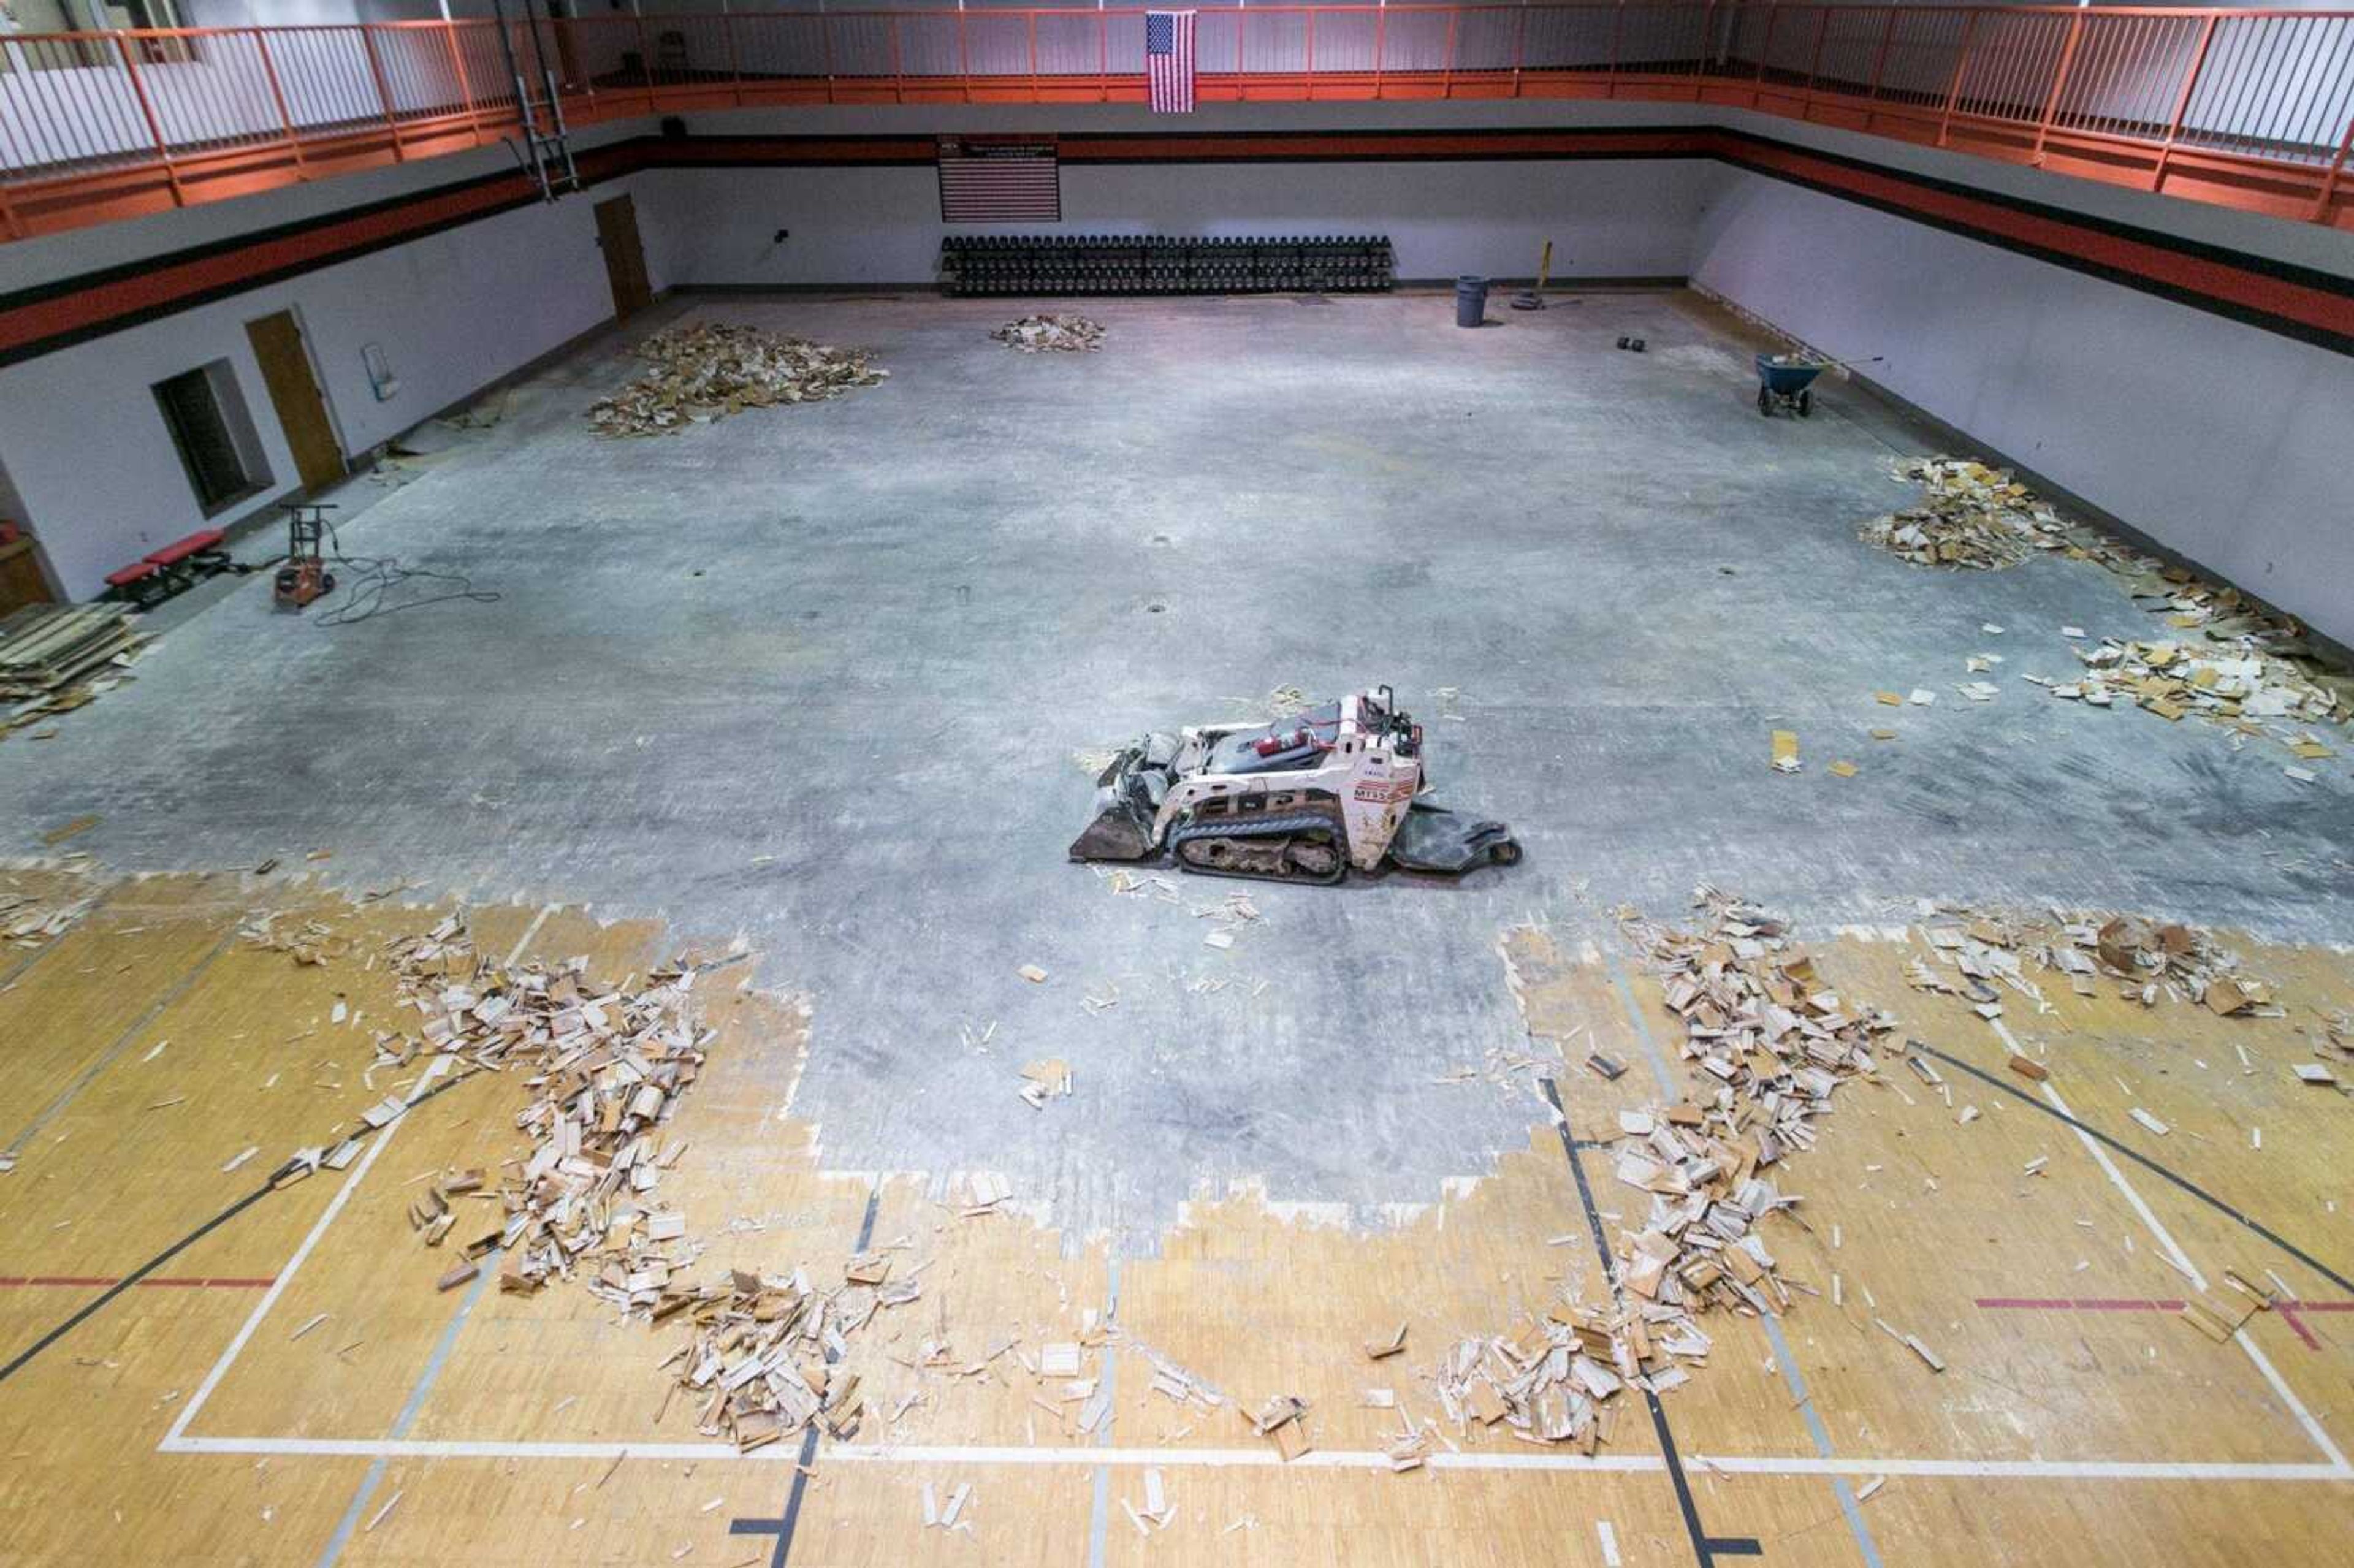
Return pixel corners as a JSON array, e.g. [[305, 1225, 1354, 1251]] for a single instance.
[[307, 515, 502, 627]]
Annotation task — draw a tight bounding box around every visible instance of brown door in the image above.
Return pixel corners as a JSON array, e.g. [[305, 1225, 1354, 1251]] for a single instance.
[[595, 194, 653, 320], [245, 310, 345, 492]]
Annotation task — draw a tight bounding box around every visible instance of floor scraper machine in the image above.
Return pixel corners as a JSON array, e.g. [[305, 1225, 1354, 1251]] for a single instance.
[[1070, 686, 1519, 884]]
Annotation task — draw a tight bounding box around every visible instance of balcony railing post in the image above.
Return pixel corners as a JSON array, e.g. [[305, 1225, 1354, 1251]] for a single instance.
[[1305, 7, 1315, 99], [1029, 10, 1040, 104], [1936, 10, 1980, 148], [1804, 6, 1829, 97], [437, 22, 485, 147], [820, 6, 837, 105], [724, 12, 744, 108], [2150, 12, 2218, 192], [1373, 2, 1387, 100], [1511, 3, 1527, 98], [1756, 3, 1777, 87], [2031, 12, 2087, 161], [634, 12, 655, 110], [1865, 6, 1895, 105], [957, 7, 971, 105], [1609, 1, 1624, 92], [252, 27, 307, 167], [1095, 10, 1105, 105], [358, 25, 408, 161], [113, 30, 185, 202], [2314, 113, 2353, 225], [1441, 7, 1457, 99], [1236, 7, 1247, 103]]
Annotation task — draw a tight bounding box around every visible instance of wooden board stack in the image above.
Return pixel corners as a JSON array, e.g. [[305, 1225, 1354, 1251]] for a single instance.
[[0, 604, 145, 703]]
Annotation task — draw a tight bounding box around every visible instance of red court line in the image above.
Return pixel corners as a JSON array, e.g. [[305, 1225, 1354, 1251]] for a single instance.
[[1975, 1296, 2185, 1311], [0, 1275, 273, 1290], [1977, 1294, 2354, 1351]]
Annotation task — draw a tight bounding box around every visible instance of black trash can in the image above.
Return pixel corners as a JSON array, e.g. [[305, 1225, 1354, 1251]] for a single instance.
[[1455, 275, 1488, 328]]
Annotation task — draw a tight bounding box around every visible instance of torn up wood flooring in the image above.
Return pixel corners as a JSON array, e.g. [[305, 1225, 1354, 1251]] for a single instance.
[[1, 874, 2351, 1565]]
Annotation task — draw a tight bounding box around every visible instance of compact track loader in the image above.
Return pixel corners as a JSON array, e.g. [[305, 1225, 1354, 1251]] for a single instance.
[[1070, 686, 1518, 884]]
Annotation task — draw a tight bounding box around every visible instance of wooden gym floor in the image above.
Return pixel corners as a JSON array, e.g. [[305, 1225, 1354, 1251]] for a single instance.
[[2, 866, 2350, 1566]]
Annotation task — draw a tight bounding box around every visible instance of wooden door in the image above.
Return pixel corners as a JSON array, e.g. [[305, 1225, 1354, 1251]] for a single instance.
[[245, 310, 345, 492], [595, 194, 653, 320]]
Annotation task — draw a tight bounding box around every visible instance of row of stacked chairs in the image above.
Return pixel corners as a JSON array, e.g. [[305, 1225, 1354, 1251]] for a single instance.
[[941, 235, 1393, 297]]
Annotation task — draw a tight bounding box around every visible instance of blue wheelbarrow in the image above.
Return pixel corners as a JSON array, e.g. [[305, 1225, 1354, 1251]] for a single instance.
[[1755, 350, 1883, 417], [1756, 353, 1824, 417]]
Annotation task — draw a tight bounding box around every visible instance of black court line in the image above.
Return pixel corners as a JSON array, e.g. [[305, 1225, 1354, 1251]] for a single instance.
[[0, 1062, 484, 1387], [0, 1182, 275, 1385], [1541, 1079, 1762, 1567], [732, 1183, 884, 1568], [1915, 1043, 2354, 1298]]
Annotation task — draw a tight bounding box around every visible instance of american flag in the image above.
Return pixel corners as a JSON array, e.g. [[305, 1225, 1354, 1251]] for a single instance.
[[1146, 10, 1196, 115]]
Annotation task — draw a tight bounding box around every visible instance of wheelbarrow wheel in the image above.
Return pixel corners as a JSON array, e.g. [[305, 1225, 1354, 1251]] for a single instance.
[[1797, 389, 1813, 418], [1757, 386, 1772, 417]]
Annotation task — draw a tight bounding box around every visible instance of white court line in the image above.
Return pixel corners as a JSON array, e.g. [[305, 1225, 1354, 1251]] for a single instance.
[[2029, 1049, 2206, 1289], [1596, 1520, 1623, 1566], [2032, 1059, 2350, 1477], [504, 903, 558, 968], [2236, 1320, 2351, 1473], [151, 1433, 2354, 1482], [164, 1056, 449, 1446]]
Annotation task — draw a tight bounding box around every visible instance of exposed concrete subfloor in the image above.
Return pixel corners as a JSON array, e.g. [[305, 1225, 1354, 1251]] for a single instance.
[[4, 289, 2349, 1243]]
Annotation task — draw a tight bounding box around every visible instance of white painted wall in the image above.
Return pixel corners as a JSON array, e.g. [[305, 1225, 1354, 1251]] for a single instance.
[[638, 157, 1721, 287], [1691, 167, 2354, 648], [0, 173, 647, 599]]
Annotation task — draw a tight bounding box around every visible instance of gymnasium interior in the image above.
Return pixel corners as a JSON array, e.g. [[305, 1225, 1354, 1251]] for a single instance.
[[1, 4, 2351, 1564]]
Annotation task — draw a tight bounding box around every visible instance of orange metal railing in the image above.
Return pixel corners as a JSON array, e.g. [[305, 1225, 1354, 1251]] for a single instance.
[[1, 6, 2349, 240]]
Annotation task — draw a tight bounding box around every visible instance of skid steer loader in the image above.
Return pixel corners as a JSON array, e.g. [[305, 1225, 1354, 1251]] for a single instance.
[[1069, 685, 1518, 884]]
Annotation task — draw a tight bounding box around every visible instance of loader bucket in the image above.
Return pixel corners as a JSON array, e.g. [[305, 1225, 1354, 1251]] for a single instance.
[[1068, 737, 1176, 862], [1388, 801, 1520, 873]]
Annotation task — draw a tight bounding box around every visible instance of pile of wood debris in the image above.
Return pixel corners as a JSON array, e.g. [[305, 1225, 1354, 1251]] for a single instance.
[[1859, 457, 2059, 569], [331, 913, 938, 1452], [990, 314, 1105, 353], [1429, 888, 1905, 1454], [2022, 631, 2345, 772], [1861, 458, 2350, 767], [356, 917, 717, 1298], [660, 1259, 920, 1450], [1904, 905, 2278, 1016], [1428, 1284, 1713, 1460], [2, 877, 96, 950], [588, 322, 886, 436]]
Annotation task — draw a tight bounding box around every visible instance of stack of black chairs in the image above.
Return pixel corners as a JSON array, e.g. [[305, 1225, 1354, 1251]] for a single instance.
[[940, 235, 1393, 297]]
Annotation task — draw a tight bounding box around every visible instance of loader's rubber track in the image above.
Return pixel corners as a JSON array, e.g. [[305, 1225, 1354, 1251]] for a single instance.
[[1168, 799, 1349, 885]]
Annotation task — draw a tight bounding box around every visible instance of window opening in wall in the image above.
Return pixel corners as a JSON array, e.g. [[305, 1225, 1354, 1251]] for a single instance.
[[152, 359, 272, 517]]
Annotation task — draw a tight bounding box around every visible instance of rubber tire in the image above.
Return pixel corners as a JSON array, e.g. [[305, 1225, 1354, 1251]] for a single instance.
[[1797, 389, 1813, 418], [1758, 386, 1772, 416]]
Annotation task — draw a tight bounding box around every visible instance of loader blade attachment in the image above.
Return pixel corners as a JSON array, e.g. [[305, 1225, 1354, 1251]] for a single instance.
[[1387, 800, 1520, 873], [1068, 735, 1179, 862]]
